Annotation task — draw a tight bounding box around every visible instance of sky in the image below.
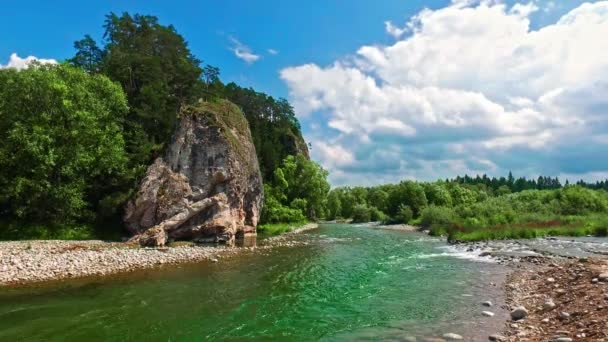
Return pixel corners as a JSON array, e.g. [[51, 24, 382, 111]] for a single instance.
[[2, 0, 607, 186]]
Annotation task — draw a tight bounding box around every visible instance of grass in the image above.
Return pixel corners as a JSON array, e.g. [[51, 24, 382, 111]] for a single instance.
[[447, 215, 608, 242], [0, 221, 97, 241], [257, 222, 308, 235]]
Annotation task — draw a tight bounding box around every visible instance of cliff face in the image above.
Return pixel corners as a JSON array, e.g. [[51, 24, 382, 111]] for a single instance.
[[124, 100, 263, 246]]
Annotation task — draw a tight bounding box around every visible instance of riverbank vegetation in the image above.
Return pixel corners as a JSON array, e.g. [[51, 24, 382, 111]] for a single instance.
[[328, 178, 608, 242], [0, 12, 320, 240]]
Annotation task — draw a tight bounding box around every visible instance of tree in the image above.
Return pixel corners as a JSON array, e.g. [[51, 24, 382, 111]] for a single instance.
[[72, 13, 204, 168], [0, 64, 128, 224], [326, 190, 342, 220], [351, 204, 371, 223], [387, 181, 428, 217], [202, 65, 220, 85], [395, 205, 413, 224], [69, 35, 103, 73], [265, 155, 330, 221]]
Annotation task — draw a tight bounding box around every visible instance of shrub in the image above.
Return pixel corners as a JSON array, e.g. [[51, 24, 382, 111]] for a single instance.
[[369, 207, 387, 222], [420, 205, 457, 228], [395, 204, 413, 224], [351, 204, 371, 223]]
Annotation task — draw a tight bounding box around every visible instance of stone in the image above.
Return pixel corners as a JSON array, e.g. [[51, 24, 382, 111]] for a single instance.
[[482, 301, 493, 307], [559, 312, 570, 320], [541, 318, 550, 323], [482, 311, 495, 317], [124, 101, 263, 246], [442, 333, 463, 340], [547, 277, 556, 283], [543, 300, 556, 311], [488, 334, 506, 341], [599, 273, 608, 282], [510, 306, 528, 320], [554, 338, 572, 342]]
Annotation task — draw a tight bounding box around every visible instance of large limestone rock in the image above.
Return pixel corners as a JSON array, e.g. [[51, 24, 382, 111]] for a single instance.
[[124, 100, 263, 246]]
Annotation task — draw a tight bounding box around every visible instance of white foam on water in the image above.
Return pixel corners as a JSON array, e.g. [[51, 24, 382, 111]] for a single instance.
[[409, 245, 496, 263]]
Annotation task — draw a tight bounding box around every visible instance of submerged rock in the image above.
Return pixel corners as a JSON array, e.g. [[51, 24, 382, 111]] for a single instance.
[[124, 100, 263, 246]]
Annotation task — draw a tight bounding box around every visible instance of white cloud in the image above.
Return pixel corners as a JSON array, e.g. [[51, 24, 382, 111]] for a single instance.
[[384, 21, 407, 38], [281, 1, 608, 185], [0, 53, 57, 70], [229, 37, 261, 64], [267, 48, 279, 55]]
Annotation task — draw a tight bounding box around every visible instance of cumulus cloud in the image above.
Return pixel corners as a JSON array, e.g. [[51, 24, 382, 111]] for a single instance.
[[281, 1, 608, 185], [0, 53, 57, 70], [229, 36, 260, 64], [267, 48, 279, 55], [384, 21, 407, 38]]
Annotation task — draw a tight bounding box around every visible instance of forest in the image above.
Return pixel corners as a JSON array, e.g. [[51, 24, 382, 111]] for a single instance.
[[327, 176, 608, 241], [0, 13, 328, 239]]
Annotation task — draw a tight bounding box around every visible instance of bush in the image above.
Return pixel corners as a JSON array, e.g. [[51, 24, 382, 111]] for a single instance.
[[369, 207, 387, 222], [420, 205, 457, 228], [394, 204, 413, 224], [261, 195, 306, 223], [351, 204, 371, 223]]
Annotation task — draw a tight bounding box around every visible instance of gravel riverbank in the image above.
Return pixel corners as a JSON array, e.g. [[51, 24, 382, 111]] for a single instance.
[[503, 257, 608, 341], [0, 223, 319, 287]]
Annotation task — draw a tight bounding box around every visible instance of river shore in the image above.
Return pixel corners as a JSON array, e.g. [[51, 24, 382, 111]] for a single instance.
[[503, 257, 608, 341], [0, 223, 318, 287]]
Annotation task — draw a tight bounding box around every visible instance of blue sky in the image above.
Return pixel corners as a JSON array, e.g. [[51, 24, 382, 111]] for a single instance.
[[2, 0, 607, 186], [1, 0, 448, 97]]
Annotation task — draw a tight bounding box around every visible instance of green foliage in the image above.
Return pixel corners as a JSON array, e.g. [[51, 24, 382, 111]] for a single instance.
[[218, 83, 307, 181], [351, 204, 371, 223], [558, 186, 607, 215], [260, 185, 306, 224], [0, 221, 96, 241], [387, 181, 428, 217], [369, 207, 387, 222], [261, 155, 330, 223], [420, 206, 457, 230], [257, 222, 307, 236], [0, 64, 129, 225], [325, 190, 342, 220], [71, 13, 204, 169], [395, 205, 413, 224]]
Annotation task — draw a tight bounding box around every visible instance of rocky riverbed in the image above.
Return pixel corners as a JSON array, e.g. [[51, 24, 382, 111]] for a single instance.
[[0, 223, 318, 286], [503, 257, 608, 341]]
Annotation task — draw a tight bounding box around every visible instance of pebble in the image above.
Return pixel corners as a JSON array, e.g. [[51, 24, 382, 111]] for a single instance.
[[511, 306, 528, 320], [543, 300, 556, 311], [554, 338, 572, 342], [599, 273, 608, 282], [482, 311, 495, 317], [559, 312, 570, 320], [482, 301, 493, 307], [488, 334, 506, 341], [442, 333, 463, 340], [547, 277, 556, 283]]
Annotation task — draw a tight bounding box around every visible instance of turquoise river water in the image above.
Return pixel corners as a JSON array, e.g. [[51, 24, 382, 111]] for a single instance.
[[0, 224, 510, 341]]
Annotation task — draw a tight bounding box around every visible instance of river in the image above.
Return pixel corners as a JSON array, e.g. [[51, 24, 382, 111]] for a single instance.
[[0, 224, 511, 341]]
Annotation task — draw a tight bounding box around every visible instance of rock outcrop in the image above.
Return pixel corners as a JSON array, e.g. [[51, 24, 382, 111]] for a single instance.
[[124, 100, 263, 246]]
